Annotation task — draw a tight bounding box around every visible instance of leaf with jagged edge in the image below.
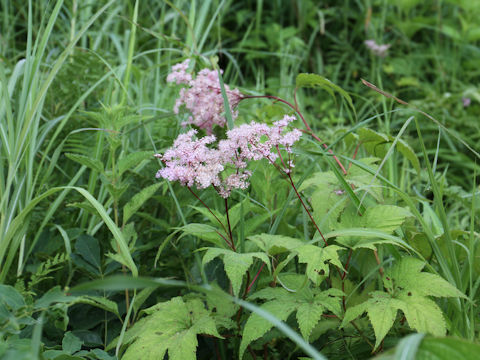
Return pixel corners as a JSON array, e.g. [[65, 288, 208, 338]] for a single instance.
[[341, 257, 465, 350], [65, 153, 104, 173], [346, 157, 383, 202], [299, 171, 347, 231], [239, 296, 297, 359], [295, 244, 344, 285], [397, 294, 446, 336], [201, 248, 270, 296], [120, 297, 221, 360], [296, 288, 344, 340], [341, 291, 404, 350], [117, 151, 153, 176], [204, 285, 238, 331], [385, 257, 466, 299], [333, 204, 412, 250], [240, 284, 343, 358], [177, 223, 228, 248], [362, 205, 412, 233], [248, 234, 304, 255]]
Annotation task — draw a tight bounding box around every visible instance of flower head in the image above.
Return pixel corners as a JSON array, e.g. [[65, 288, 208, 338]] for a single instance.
[[155, 115, 302, 198], [155, 130, 224, 189], [167, 60, 243, 133]]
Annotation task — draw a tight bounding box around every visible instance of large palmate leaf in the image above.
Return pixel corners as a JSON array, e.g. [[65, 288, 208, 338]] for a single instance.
[[341, 257, 465, 350], [121, 297, 222, 360], [201, 248, 270, 296], [240, 278, 343, 358]]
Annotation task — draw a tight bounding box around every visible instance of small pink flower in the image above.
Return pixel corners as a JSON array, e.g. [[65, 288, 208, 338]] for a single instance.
[[365, 39, 390, 57], [463, 97, 471, 107], [166, 59, 192, 84]]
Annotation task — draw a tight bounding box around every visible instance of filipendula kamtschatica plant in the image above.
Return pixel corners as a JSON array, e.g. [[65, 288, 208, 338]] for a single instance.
[[116, 59, 466, 360]]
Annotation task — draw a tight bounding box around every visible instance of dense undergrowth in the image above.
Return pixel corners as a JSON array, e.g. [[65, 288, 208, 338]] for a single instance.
[[1, 1, 480, 359]]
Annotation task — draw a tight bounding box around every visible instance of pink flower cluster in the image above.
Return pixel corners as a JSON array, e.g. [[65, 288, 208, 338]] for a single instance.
[[166, 59, 242, 133], [155, 115, 302, 197], [364, 39, 391, 57]]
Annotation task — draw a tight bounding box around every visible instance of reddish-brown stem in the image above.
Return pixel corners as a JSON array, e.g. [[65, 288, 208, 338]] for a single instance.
[[187, 187, 233, 249], [349, 141, 362, 171], [246, 263, 265, 294], [275, 145, 288, 170], [341, 249, 354, 310], [241, 95, 347, 175], [248, 346, 258, 360], [224, 198, 236, 251], [286, 172, 328, 246], [342, 249, 353, 280], [214, 339, 221, 360]]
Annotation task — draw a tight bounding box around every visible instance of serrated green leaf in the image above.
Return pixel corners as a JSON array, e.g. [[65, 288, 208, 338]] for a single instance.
[[327, 228, 416, 252], [205, 286, 238, 330], [299, 171, 347, 231], [296, 302, 326, 340], [248, 287, 292, 301], [105, 182, 129, 200], [178, 223, 228, 248], [386, 257, 465, 298], [346, 158, 384, 202], [314, 288, 344, 316], [240, 299, 297, 359], [398, 294, 446, 336], [190, 205, 224, 228], [123, 183, 161, 224], [202, 248, 270, 296], [245, 286, 343, 345], [366, 292, 404, 350], [248, 234, 304, 255], [342, 291, 403, 350], [295, 245, 344, 285], [362, 205, 412, 233], [118, 151, 153, 176], [121, 297, 221, 360], [343, 257, 465, 351], [296, 73, 355, 116], [341, 301, 368, 327], [65, 153, 104, 173], [72, 295, 120, 318]]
